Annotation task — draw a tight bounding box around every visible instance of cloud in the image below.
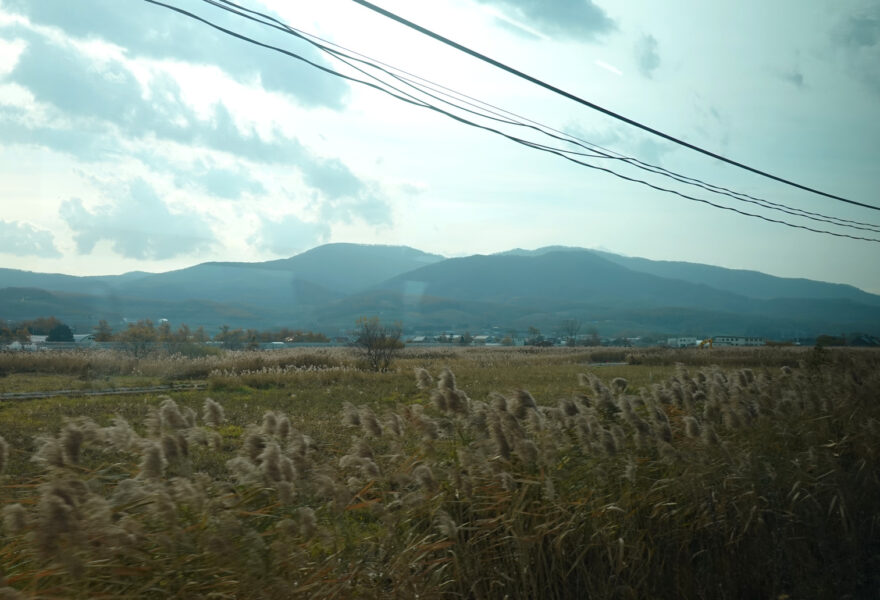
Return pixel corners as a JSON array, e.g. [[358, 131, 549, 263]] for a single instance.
[[301, 157, 365, 199], [190, 166, 266, 199], [318, 192, 393, 227], [8, 34, 141, 123], [564, 122, 675, 166], [60, 178, 216, 260], [0, 105, 114, 162], [474, 0, 614, 40], [0, 220, 60, 257], [3, 0, 348, 109], [2, 31, 383, 206], [837, 8, 880, 48], [300, 157, 393, 226], [833, 6, 880, 94], [635, 34, 660, 78], [169, 160, 266, 200], [2, 32, 304, 163], [2, 24, 389, 237], [779, 69, 805, 89], [249, 214, 330, 257]]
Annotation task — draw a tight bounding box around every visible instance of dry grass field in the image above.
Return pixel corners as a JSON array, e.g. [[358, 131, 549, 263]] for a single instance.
[[0, 345, 878, 598]]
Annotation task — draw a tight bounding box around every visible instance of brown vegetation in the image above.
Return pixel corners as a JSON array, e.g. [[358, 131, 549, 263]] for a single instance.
[[0, 347, 877, 598]]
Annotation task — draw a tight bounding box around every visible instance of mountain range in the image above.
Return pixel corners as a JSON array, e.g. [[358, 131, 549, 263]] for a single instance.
[[1, 243, 878, 338]]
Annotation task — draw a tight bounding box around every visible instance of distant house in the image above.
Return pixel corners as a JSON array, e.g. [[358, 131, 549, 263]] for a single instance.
[[713, 335, 764, 347], [667, 337, 697, 348], [472, 335, 492, 345], [408, 336, 429, 344], [5, 335, 44, 351]]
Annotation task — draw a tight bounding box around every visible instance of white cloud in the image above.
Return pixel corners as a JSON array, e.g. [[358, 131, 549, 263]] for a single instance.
[[250, 214, 330, 257], [0, 219, 60, 257], [635, 34, 660, 78], [60, 179, 216, 260], [3, 0, 349, 108], [472, 0, 614, 40], [833, 5, 880, 94]]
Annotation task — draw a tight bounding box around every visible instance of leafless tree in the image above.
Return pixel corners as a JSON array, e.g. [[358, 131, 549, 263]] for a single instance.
[[353, 317, 404, 371], [559, 319, 582, 346]]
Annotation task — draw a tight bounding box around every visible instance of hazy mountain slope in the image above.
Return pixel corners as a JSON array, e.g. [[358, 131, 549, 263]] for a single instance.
[[116, 244, 445, 307], [502, 246, 880, 305], [590, 250, 880, 305], [3, 244, 878, 336], [254, 243, 446, 292], [0, 287, 277, 331], [0, 244, 446, 310], [358, 250, 880, 335], [310, 290, 536, 331], [375, 251, 752, 311], [0, 268, 151, 296], [117, 264, 340, 309]]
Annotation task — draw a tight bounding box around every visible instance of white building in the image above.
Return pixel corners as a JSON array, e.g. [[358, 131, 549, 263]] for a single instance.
[[667, 337, 698, 348]]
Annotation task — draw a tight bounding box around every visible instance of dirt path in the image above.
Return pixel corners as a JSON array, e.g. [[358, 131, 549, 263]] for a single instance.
[[0, 383, 206, 402]]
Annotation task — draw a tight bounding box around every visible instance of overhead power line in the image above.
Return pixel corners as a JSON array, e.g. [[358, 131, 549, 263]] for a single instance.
[[256, 16, 880, 234], [209, 0, 880, 235], [197, 0, 880, 235], [142, 0, 880, 243], [349, 0, 880, 213]]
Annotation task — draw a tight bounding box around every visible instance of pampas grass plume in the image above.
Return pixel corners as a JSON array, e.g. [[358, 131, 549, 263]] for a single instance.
[[160, 434, 179, 462], [415, 367, 433, 390], [515, 439, 539, 467], [276, 415, 292, 442], [359, 406, 383, 437], [413, 464, 437, 491], [202, 397, 225, 428], [490, 419, 512, 460], [435, 510, 458, 538], [437, 367, 456, 391], [298, 507, 317, 539], [262, 411, 278, 436], [60, 423, 84, 465], [701, 423, 720, 446], [159, 397, 187, 430], [683, 416, 702, 438], [243, 432, 266, 462], [32, 436, 65, 469], [139, 442, 166, 479], [259, 441, 282, 482]]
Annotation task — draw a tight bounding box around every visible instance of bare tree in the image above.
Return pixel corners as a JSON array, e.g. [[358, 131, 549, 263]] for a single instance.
[[559, 319, 582, 346], [353, 317, 404, 371]]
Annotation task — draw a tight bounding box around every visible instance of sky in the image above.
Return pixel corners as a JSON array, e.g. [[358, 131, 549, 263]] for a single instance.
[[0, 0, 878, 293]]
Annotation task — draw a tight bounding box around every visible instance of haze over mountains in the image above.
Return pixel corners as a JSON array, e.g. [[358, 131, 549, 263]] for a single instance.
[[1, 243, 878, 337]]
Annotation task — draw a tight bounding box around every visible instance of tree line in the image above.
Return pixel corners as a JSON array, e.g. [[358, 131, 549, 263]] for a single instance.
[[1, 317, 329, 354], [0, 317, 75, 343]]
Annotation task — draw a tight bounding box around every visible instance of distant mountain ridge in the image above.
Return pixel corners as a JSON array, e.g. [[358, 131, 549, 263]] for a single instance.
[[500, 246, 880, 305], [1, 244, 878, 336]]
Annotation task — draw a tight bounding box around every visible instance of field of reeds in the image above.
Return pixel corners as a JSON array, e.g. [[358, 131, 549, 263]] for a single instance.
[[0, 345, 878, 598]]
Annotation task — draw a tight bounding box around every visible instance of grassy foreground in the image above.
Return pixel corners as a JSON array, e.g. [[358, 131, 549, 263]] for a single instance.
[[0, 346, 878, 598]]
